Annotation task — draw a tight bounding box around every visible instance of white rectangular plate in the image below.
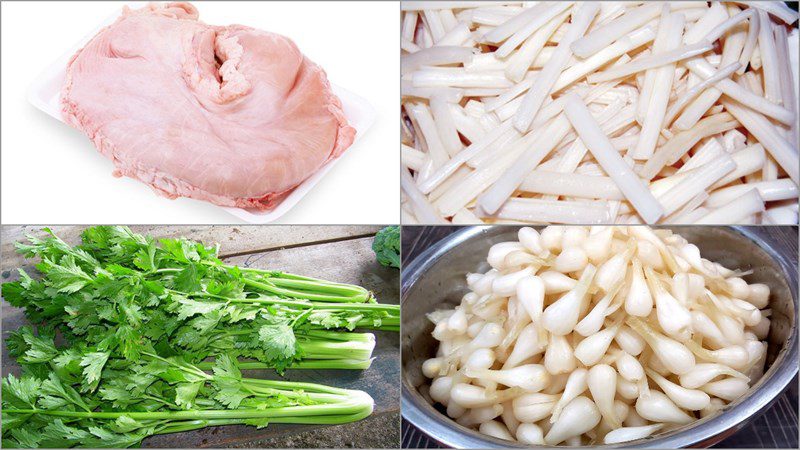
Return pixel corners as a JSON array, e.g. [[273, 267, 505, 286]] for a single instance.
[[27, 2, 376, 224]]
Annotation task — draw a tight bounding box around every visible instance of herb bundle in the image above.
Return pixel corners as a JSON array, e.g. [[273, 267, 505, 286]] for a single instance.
[[1, 226, 397, 447], [2, 341, 373, 448], [2, 226, 399, 371]]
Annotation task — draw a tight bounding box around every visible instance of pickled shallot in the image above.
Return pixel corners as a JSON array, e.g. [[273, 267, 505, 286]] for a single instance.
[[421, 226, 772, 445]]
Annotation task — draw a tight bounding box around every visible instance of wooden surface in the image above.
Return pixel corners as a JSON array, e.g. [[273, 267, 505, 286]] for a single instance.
[[1, 225, 400, 449], [401, 225, 798, 449]]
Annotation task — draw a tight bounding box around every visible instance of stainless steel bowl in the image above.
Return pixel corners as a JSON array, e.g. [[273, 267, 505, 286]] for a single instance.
[[401, 226, 798, 448]]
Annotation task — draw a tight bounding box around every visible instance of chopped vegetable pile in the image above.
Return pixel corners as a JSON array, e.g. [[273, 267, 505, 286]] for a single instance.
[[1, 226, 399, 447], [401, 1, 799, 224], [421, 226, 771, 445], [373, 226, 401, 268]]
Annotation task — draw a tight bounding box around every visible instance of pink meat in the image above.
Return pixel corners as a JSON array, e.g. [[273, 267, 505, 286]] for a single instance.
[[62, 2, 356, 210]]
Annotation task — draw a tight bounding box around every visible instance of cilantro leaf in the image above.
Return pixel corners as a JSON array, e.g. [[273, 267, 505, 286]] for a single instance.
[[80, 351, 110, 392], [1, 410, 33, 432], [41, 372, 91, 411], [99, 383, 135, 409], [111, 416, 148, 433], [257, 324, 298, 362], [20, 328, 58, 364], [211, 353, 242, 381], [174, 381, 203, 409], [42, 255, 94, 293], [133, 241, 158, 272], [224, 304, 258, 322], [85, 426, 148, 448], [40, 418, 91, 447], [10, 428, 42, 448], [160, 238, 199, 263], [2, 374, 41, 409], [173, 264, 202, 293], [116, 325, 143, 361], [174, 297, 221, 321], [188, 309, 222, 334]]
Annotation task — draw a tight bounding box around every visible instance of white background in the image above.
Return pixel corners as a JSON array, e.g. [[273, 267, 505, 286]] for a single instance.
[[1, 1, 399, 224]]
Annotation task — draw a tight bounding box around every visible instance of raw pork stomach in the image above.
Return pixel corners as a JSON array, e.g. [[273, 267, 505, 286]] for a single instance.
[[62, 2, 356, 210]]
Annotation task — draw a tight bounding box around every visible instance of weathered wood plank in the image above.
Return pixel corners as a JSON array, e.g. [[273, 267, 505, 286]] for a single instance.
[[1, 225, 384, 271], [1, 227, 400, 448]]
